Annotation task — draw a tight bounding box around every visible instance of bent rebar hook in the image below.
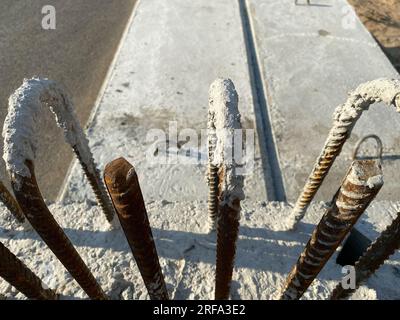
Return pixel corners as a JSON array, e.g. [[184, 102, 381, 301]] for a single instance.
[[291, 78, 400, 228], [2, 77, 115, 223]]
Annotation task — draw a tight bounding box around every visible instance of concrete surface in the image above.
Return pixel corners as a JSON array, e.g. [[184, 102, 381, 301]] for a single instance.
[[1, 200, 399, 299], [60, 0, 268, 204], [248, 0, 400, 202], [0, 0, 137, 201], [60, 0, 400, 206]]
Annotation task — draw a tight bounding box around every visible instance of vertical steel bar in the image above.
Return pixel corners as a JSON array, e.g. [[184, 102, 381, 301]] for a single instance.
[[215, 168, 241, 300], [209, 79, 244, 300], [104, 157, 169, 300], [291, 79, 400, 227], [330, 212, 400, 300], [0, 241, 57, 300], [207, 163, 219, 231], [280, 160, 383, 300], [11, 160, 107, 300], [0, 181, 25, 223]]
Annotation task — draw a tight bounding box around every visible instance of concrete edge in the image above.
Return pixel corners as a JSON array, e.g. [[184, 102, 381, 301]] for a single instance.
[[56, 0, 142, 202]]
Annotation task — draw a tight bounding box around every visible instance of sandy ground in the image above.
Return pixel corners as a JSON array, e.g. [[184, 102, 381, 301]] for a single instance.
[[0, 0, 136, 201], [349, 0, 400, 72]]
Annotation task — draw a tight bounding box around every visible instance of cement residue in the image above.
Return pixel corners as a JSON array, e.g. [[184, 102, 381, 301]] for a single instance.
[[208, 78, 245, 207], [2, 78, 97, 192], [0, 200, 390, 300]]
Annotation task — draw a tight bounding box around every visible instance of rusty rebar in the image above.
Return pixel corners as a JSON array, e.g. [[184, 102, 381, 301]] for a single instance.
[[291, 79, 400, 227], [207, 78, 241, 232], [215, 173, 242, 300], [209, 79, 244, 300], [280, 159, 383, 300], [11, 160, 107, 300], [0, 180, 25, 223], [0, 241, 57, 300], [72, 145, 115, 223], [104, 157, 169, 300], [2, 77, 115, 223], [330, 212, 400, 300], [207, 164, 219, 231]]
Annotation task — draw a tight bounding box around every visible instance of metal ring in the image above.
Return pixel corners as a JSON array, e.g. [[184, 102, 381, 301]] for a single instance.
[[352, 134, 383, 161]]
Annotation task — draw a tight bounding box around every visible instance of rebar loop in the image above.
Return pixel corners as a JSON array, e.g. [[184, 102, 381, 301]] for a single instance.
[[0, 241, 57, 300], [208, 79, 245, 300], [104, 157, 169, 300], [10, 160, 107, 300], [280, 160, 383, 300], [0, 181, 25, 223], [291, 79, 400, 228], [352, 134, 383, 161], [330, 212, 400, 300], [2, 77, 115, 223]]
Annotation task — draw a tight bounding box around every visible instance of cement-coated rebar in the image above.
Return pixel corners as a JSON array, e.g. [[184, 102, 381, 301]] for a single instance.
[[104, 157, 169, 300], [209, 79, 245, 300], [2, 77, 115, 223], [330, 212, 400, 300], [0, 241, 57, 300], [207, 86, 219, 231], [0, 180, 25, 223], [291, 79, 400, 227], [11, 160, 107, 300], [280, 159, 383, 300]]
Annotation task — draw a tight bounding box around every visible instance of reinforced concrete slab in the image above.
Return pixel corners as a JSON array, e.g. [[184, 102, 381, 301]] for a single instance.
[[59, 0, 268, 204], [247, 0, 400, 202]]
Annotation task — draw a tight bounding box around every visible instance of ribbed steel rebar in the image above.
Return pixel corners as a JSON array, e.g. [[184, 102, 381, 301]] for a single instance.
[[280, 160, 383, 300], [2, 77, 115, 223], [215, 189, 241, 300], [72, 146, 115, 222], [104, 157, 169, 300], [209, 79, 244, 300], [0, 180, 25, 223], [0, 241, 57, 300], [291, 79, 400, 227], [207, 164, 219, 231], [330, 212, 400, 300], [11, 160, 107, 300]]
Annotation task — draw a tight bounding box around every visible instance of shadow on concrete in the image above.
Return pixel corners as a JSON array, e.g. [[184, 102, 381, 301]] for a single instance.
[[0, 221, 343, 277]]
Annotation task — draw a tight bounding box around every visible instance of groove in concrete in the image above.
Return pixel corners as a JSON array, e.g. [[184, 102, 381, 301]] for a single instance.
[[238, 0, 287, 202]]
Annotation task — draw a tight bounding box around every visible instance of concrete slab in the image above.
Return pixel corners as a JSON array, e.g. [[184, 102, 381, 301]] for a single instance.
[[59, 0, 268, 204], [1, 200, 398, 299], [247, 0, 400, 202], [0, 0, 137, 201]]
